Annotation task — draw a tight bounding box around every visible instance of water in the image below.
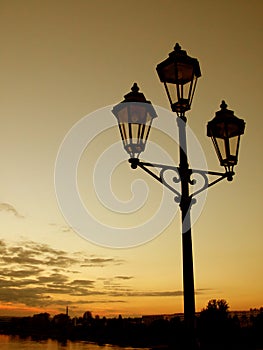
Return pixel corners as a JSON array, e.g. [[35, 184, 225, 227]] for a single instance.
[[0, 335, 150, 350]]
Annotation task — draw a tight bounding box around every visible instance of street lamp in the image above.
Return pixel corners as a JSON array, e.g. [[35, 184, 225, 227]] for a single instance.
[[112, 44, 246, 349]]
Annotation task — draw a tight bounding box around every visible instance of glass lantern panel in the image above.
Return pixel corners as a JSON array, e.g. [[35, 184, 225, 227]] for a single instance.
[[116, 106, 128, 124], [119, 124, 128, 147], [176, 62, 194, 84], [161, 62, 177, 83], [123, 123, 130, 143], [165, 82, 177, 105], [131, 123, 141, 143], [143, 122, 153, 144], [129, 104, 147, 124], [229, 135, 239, 158], [181, 81, 192, 101], [214, 122, 227, 138], [216, 138, 227, 162], [226, 122, 242, 138], [161, 62, 194, 84], [145, 111, 154, 124]]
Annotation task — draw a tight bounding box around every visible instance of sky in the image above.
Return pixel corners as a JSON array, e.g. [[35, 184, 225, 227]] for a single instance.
[[0, 0, 262, 318]]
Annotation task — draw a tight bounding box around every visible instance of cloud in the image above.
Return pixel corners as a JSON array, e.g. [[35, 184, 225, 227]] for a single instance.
[[0, 203, 24, 218], [0, 239, 212, 314], [80, 257, 124, 267], [109, 290, 184, 297], [0, 266, 43, 278], [0, 239, 127, 311], [70, 279, 95, 287], [115, 275, 134, 280]]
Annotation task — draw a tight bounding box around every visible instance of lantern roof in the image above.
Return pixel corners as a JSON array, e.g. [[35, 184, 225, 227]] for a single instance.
[[156, 43, 201, 84], [123, 83, 148, 102], [112, 83, 157, 119], [207, 101, 245, 138]]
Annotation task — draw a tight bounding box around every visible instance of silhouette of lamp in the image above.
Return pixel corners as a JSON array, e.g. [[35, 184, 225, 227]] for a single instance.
[[112, 83, 157, 164], [156, 43, 201, 115], [112, 43, 246, 350], [207, 101, 245, 176]]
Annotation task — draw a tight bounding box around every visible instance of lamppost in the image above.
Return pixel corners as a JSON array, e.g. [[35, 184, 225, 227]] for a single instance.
[[112, 44, 245, 349]]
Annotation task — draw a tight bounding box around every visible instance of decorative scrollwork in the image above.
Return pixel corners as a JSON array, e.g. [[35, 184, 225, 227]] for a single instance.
[[129, 159, 234, 200], [190, 169, 233, 197], [189, 170, 209, 197]]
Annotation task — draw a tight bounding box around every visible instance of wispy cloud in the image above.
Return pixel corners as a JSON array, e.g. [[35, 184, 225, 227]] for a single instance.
[[0, 203, 24, 218], [108, 290, 184, 297], [115, 275, 134, 280], [80, 257, 124, 267]]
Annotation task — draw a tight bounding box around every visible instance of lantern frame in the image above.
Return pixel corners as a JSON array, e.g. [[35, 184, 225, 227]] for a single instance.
[[112, 83, 157, 159], [156, 43, 201, 116], [207, 101, 245, 173]]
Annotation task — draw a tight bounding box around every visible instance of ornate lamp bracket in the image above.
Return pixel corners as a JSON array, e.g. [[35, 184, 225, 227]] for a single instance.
[[189, 169, 235, 197], [129, 158, 234, 202]]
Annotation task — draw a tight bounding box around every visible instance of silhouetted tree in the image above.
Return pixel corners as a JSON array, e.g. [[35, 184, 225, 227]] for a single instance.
[[198, 299, 232, 347]]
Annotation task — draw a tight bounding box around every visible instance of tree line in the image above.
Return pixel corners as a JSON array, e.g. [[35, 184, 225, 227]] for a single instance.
[[0, 300, 262, 349]]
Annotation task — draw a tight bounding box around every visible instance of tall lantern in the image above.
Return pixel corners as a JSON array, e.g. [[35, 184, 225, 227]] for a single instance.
[[207, 101, 246, 173], [156, 43, 201, 116], [112, 83, 157, 159]]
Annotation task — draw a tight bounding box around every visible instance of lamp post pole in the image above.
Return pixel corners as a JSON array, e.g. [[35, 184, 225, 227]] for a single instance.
[[177, 114, 196, 347]]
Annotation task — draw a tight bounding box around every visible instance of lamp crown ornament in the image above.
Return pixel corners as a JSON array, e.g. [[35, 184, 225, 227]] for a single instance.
[[131, 82, 139, 92], [172, 42, 187, 57], [174, 42, 181, 51], [220, 100, 227, 109]]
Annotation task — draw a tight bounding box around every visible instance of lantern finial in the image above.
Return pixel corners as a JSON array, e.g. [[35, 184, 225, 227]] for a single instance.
[[131, 83, 139, 93], [220, 100, 228, 110], [174, 43, 182, 52]]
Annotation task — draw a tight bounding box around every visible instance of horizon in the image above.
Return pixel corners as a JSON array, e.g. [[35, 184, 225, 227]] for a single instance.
[[0, 304, 262, 319]]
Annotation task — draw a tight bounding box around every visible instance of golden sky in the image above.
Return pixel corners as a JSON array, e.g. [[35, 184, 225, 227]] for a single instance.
[[0, 0, 262, 317]]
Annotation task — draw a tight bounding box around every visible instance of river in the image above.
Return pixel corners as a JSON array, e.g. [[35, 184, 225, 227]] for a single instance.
[[0, 335, 151, 350]]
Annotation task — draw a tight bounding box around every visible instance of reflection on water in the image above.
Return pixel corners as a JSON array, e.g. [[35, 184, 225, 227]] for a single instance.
[[0, 335, 150, 350]]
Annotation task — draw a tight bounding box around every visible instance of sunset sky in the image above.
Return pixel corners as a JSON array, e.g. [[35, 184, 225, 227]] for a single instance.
[[0, 0, 262, 318]]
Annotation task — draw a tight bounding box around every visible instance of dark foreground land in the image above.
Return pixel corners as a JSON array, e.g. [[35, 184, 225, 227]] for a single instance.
[[0, 305, 262, 349]]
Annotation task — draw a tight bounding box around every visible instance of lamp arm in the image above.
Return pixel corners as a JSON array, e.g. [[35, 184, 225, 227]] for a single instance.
[[129, 158, 234, 200], [190, 169, 235, 197], [129, 158, 181, 200]]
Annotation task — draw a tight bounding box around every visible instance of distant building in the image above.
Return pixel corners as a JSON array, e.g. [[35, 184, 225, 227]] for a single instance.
[[230, 309, 262, 327], [142, 314, 164, 325], [142, 313, 185, 325]]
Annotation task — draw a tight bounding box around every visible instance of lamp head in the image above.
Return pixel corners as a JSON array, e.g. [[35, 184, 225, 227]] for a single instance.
[[156, 43, 201, 116], [207, 101, 246, 173], [112, 83, 157, 159]]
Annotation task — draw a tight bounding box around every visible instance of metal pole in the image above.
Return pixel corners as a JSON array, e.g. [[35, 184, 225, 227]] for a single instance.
[[177, 115, 197, 349]]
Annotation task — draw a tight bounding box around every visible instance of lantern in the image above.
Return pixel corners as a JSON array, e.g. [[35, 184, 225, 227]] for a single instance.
[[156, 43, 201, 116], [207, 101, 245, 173], [112, 83, 157, 159]]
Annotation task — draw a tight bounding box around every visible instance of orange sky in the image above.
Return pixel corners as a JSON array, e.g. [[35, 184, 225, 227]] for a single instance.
[[0, 0, 262, 318]]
